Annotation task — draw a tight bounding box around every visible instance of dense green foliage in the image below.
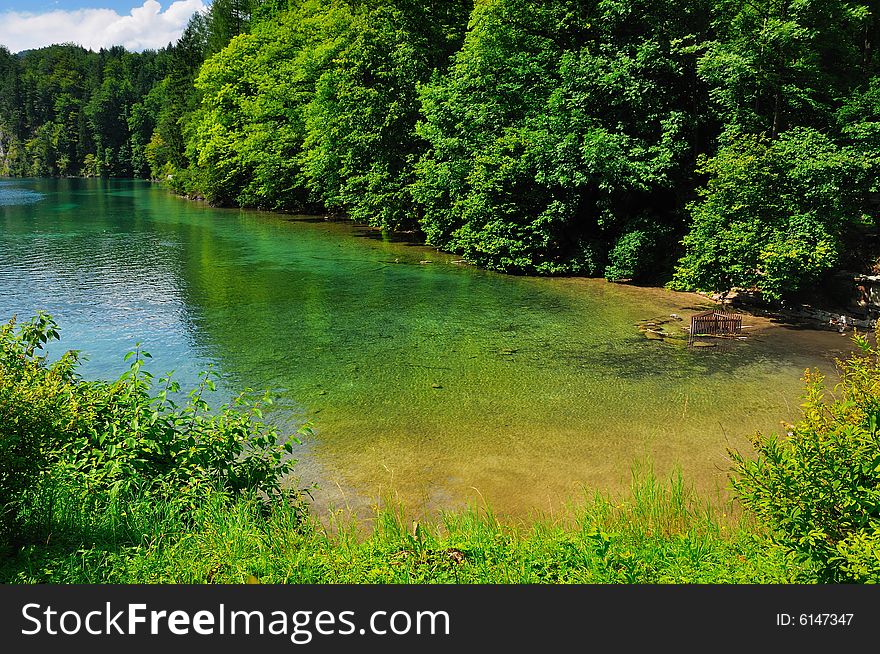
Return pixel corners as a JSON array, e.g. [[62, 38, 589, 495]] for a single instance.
[[413, 0, 712, 274], [0, 314, 66, 534], [671, 128, 878, 299], [0, 1, 250, 178], [670, 0, 880, 296], [0, 314, 303, 547], [0, 44, 166, 177], [732, 327, 880, 582], [183, 0, 470, 221], [2, 0, 880, 294]]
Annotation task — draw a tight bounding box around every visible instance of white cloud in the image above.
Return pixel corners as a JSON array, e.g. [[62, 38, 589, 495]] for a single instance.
[[0, 0, 206, 53]]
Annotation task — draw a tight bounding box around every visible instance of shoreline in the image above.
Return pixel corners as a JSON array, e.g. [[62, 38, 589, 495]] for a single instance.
[[170, 182, 878, 336], [6, 174, 875, 334]]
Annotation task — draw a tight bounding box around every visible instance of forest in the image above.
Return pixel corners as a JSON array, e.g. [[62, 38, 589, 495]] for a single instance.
[[1, 0, 880, 299]]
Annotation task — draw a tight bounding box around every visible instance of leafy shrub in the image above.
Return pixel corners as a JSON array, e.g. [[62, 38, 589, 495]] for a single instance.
[[605, 221, 670, 282], [731, 328, 880, 582], [0, 314, 305, 546], [0, 314, 74, 539], [671, 128, 875, 300]]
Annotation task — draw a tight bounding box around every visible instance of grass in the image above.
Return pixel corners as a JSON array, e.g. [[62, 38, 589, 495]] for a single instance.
[[1, 469, 802, 584]]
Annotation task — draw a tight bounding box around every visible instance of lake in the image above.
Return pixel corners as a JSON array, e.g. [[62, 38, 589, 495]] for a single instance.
[[0, 178, 851, 518]]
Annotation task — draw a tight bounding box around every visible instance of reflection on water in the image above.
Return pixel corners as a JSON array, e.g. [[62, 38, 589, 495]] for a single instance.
[[0, 180, 44, 206], [0, 178, 852, 517]]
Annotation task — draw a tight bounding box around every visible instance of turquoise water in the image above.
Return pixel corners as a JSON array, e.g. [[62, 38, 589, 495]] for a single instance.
[[0, 178, 850, 516]]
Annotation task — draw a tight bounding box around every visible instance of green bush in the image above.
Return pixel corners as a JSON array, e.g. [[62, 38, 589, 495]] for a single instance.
[[605, 222, 669, 282], [0, 314, 73, 540], [0, 314, 306, 547], [731, 328, 880, 582], [671, 128, 875, 300]]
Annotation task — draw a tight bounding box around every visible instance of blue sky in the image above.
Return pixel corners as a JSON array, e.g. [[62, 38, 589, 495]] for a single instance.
[[0, 0, 206, 52], [0, 1, 147, 10]]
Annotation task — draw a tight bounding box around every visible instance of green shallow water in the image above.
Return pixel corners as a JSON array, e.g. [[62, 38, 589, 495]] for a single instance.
[[0, 178, 852, 516]]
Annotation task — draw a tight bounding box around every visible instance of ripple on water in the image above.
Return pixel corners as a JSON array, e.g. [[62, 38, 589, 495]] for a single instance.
[[0, 184, 45, 206]]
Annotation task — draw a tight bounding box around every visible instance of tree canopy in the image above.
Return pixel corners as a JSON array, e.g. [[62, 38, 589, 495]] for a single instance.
[[1, 0, 879, 299]]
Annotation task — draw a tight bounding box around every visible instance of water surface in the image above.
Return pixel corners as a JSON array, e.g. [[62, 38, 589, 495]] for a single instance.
[[0, 178, 851, 516]]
